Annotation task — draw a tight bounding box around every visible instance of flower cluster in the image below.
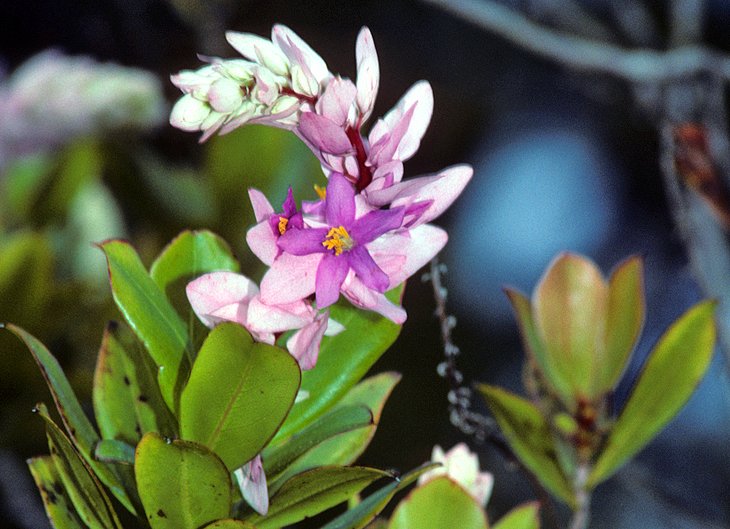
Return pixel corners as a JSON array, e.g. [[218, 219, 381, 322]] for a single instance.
[[174, 25, 472, 371]]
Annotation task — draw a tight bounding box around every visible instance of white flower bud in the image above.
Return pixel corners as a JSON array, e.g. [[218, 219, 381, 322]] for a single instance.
[[208, 77, 244, 113], [169, 94, 211, 131]]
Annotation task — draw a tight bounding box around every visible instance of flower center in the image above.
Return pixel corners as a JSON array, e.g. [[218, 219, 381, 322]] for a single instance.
[[278, 216, 289, 235], [314, 184, 327, 200], [322, 226, 354, 256]]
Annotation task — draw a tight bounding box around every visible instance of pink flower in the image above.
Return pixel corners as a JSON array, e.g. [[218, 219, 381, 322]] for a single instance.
[[234, 454, 268, 515], [246, 187, 304, 266], [185, 271, 340, 370], [263, 173, 404, 308]]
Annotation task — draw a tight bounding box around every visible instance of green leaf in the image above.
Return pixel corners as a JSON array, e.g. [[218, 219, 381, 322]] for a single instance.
[[94, 439, 135, 465], [276, 372, 401, 478], [597, 256, 645, 394], [4, 324, 134, 513], [93, 321, 177, 443], [180, 323, 301, 470], [478, 384, 574, 506], [275, 286, 403, 442], [492, 502, 541, 529], [100, 239, 192, 412], [2, 152, 55, 223], [589, 300, 717, 487], [250, 466, 391, 529], [135, 432, 231, 529], [533, 253, 608, 402], [388, 477, 488, 529], [36, 403, 123, 529], [264, 405, 374, 481], [28, 455, 86, 529], [317, 463, 438, 529], [202, 521, 259, 529], [150, 230, 239, 321]]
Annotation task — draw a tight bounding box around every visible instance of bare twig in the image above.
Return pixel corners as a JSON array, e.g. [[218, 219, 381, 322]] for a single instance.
[[421, 0, 730, 82]]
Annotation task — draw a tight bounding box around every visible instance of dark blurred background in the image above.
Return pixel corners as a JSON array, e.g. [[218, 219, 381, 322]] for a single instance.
[[2, 1, 730, 528]]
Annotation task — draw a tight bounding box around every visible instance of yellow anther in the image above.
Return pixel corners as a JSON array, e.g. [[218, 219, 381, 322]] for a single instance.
[[314, 184, 327, 200], [278, 216, 289, 235], [322, 226, 354, 256]]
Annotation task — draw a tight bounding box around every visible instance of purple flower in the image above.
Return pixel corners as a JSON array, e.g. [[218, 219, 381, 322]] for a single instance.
[[247, 186, 304, 266], [267, 173, 404, 308]]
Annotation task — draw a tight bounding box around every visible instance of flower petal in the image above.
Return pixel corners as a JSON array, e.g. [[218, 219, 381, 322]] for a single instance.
[[278, 226, 328, 255], [298, 112, 354, 155], [355, 27, 379, 123], [186, 271, 259, 327], [341, 274, 407, 323], [325, 173, 357, 227], [350, 206, 404, 244], [286, 311, 329, 370], [315, 253, 349, 308], [226, 31, 290, 77], [369, 225, 448, 287], [272, 25, 330, 86], [382, 80, 433, 161], [247, 221, 279, 266], [235, 455, 269, 515], [316, 77, 357, 127], [260, 252, 321, 304], [247, 295, 314, 333], [248, 188, 275, 222], [349, 246, 389, 293]]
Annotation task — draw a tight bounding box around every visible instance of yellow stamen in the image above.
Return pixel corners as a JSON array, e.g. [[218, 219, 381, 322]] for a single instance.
[[278, 216, 289, 235], [314, 184, 327, 200], [322, 226, 354, 256]]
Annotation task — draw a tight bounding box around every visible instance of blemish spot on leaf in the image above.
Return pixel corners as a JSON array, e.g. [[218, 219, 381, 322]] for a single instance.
[[157, 509, 167, 518]]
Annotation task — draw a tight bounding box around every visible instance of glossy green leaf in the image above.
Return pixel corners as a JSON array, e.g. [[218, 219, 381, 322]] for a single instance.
[[275, 286, 403, 442], [94, 439, 135, 465], [93, 321, 177, 443], [100, 239, 191, 412], [180, 323, 301, 470], [278, 372, 401, 478], [28, 455, 86, 529], [36, 403, 123, 529], [492, 502, 541, 529], [250, 466, 390, 529], [135, 432, 231, 529], [589, 300, 717, 487], [4, 324, 134, 512], [478, 384, 574, 506], [150, 230, 239, 321], [202, 520, 258, 529], [598, 256, 645, 394], [533, 253, 608, 402], [264, 405, 373, 481], [388, 477, 488, 529], [317, 463, 438, 529]]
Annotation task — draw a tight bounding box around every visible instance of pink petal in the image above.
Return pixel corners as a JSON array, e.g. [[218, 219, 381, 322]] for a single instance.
[[298, 112, 354, 155], [382, 80, 433, 161], [248, 189, 275, 224], [369, 104, 415, 167], [365, 164, 473, 226], [259, 252, 321, 304], [246, 220, 279, 266], [316, 78, 357, 127], [370, 225, 448, 287], [341, 274, 407, 324], [186, 272, 259, 328], [234, 455, 269, 515], [286, 311, 329, 370], [355, 26, 379, 122], [247, 295, 314, 333], [272, 25, 330, 84]]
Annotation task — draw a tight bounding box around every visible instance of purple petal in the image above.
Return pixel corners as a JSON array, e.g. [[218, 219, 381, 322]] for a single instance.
[[349, 246, 389, 292], [278, 227, 328, 255], [282, 187, 297, 216], [350, 206, 404, 244], [325, 173, 356, 227], [235, 455, 269, 515], [315, 253, 349, 308]]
